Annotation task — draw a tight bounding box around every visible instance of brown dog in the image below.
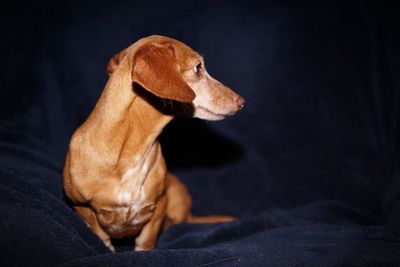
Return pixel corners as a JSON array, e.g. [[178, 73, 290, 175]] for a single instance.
[[63, 35, 244, 251]]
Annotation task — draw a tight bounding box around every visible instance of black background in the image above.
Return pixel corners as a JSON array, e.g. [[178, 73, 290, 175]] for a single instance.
[[1, 0, 400, 266]]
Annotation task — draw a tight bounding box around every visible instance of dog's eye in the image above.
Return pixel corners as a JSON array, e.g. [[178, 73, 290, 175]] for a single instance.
[[194, 63, 202, 75]]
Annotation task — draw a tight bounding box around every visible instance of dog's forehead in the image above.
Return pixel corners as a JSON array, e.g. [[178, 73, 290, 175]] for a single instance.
[[170, 40, 202, 66], [132, 35, 202, 68]]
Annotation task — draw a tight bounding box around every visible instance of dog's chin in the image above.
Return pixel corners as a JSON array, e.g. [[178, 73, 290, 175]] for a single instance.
[[193, 106, 236, 121]]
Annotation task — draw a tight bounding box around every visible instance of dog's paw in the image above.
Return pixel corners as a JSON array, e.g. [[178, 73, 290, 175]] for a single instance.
[[134, 245, 152, 251], [104, 239, 115, 252]]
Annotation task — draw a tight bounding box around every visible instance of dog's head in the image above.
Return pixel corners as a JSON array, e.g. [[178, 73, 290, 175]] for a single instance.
[[107, 35, 244, 121]]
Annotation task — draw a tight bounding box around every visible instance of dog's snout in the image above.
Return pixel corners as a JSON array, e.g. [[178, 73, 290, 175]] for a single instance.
[[236, 96, 245, 110]]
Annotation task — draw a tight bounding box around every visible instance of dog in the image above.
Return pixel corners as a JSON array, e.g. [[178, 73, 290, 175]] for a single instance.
[[63, 35, 244, 251]]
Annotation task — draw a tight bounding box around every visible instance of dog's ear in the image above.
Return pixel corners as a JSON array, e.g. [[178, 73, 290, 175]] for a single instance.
[[132, 43, 196, 103], [107, 49, 127, 76]]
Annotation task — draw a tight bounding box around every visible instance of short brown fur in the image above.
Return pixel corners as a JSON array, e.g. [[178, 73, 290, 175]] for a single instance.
[[63, 35, 244, 251]]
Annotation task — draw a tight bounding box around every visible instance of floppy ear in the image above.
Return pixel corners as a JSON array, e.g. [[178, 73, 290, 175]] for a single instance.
[[132, 43, 196, 103], [107, 49, 127, 76]]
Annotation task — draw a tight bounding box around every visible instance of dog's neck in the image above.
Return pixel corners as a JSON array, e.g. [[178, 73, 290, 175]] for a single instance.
[[86, 60, 173, 178]]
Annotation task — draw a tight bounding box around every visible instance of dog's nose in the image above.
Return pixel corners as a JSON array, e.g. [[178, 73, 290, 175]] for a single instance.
[[236, 96, 245, 110]]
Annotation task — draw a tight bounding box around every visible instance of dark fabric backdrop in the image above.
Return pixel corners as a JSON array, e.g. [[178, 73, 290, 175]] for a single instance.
[[1, 0, 400, 266]]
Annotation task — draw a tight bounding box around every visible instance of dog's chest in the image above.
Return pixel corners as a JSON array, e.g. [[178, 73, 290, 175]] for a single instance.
[[117, 143, 166, 204], [100, 143, 166, 237]]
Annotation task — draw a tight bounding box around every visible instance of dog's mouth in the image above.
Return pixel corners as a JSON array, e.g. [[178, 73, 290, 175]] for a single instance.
[[194, 105, 237, 121], [134, 84, 240, 120]]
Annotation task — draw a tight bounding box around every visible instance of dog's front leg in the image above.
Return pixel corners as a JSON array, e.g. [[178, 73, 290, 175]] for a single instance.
[[134, 194, 167, 251], [74, 205, 115, 252]]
